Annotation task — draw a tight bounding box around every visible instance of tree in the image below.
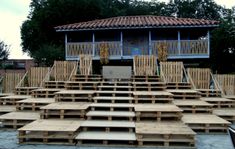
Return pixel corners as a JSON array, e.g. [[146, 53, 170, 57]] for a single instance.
[[0, 40, 10, 60]]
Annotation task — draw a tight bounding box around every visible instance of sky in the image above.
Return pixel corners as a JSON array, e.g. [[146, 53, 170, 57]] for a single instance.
[[0, 0, 234, 59]]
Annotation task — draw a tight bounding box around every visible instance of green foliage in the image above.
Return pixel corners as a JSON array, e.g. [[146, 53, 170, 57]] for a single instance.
[[0, 40, 10, 60]]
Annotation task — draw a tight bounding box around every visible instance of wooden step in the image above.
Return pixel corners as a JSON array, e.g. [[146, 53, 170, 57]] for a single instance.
[[100, 81, 131, 86], [0, 93, 14, 97], [86, 111, 135, 121], [65, 81, 99, 90], [44, 81, 65, 89], [201, 97, 235, 108], [90, 103, 134, 111], [95, 91, 132, 97], [16, 98, 55, 111], [55, 90, 94, 102], [213, 108, 235, 123], [166, 82, 192, 89], [167, 89, 201, 100], [0, 95, 31, 105], [98, 85, 132, 91], [93, 97, 134, 103], [0, 105, 16, 114], [196, 89, 222, 97]]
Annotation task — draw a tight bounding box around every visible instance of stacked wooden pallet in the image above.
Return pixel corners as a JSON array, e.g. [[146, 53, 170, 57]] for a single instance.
[[196, 89, 222, 97], [167, 89, 201, 100], [15, 87, 39, 95], [16, 98, 55, 111], [44, 81, 65, 89], [55, 90, 94, 102], [131, 75, 161, 82], [166, 82, 192, 89], [201, 97, 235, 108], [31, 88, 61, 98], [132, 82, 166, 91], [71, 75, 102, 82], [213, 108, 235, 123], [0, 95, 31, 105], [66, 81, 99, 90]]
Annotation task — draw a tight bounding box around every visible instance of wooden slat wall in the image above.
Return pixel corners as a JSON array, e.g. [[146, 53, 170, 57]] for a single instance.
[[187, 68, 211, 89], [214, 74, 235, 95], [133, 55, 157, 76], [79, 55, 92, 75], [28, 67, 50, 87], [3, 73, 24, 93], [51, 61, 77, 81], [160, 61, 183, 82]]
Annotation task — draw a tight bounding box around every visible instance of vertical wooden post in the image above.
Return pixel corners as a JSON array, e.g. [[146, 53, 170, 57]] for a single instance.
[[120, 31, 123, 57], [178, 31, 181, 55], [65, 34, 68, 60], [92, 33, 95, 57], [149, 31, 152, 55], [207, 30, 210, 56]]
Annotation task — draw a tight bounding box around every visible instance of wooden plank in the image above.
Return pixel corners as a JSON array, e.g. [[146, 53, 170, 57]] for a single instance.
[[0, 105, 16, 113], [201, 97, 235, 108], [41, 102, 90, 110]]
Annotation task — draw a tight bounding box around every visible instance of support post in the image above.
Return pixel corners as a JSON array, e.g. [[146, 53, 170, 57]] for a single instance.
[[65, 34, 68, 60], [92, 33, 95, 57], [120, 31, 123, 57], [178, 31, 181, 55], [149, 31, 152, 55], [207, 30, 210, 56]]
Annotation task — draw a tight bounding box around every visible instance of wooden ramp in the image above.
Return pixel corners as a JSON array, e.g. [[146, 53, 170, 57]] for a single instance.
[[167, 89, 201, 100], [134, 104, 183, 121], [182, 114, 231, 133], [135, 122, 196, 147], [18, 119, 82, 144], [0, 95, 31, 105], [0, 111, 40, 129], [213, 109, 235, 123], [16, 98, 55, 111], [41, 102, 90, 119], [201, 97, 235, 108], [173, 100, 213, 113], [133, 55, 157, 76], [55, 90, 94, 102]]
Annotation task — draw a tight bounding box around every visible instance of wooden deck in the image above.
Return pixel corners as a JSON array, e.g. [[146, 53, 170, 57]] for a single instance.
[[16, 98, 55, 111], [135, 122, 195, 147], [182, 114, 231, 133], [213, 108, 235, 123], [18, 119, 82, 144]]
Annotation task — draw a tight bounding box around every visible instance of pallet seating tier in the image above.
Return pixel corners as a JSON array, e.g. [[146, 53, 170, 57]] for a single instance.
[[134, 104, 183, 121], [55, 90, 94, 102], [201, 97, 235, 108], [166, 82, 192, 89], [213, 108, 235, 123], [44, 81, 65, 89], [132, 82, 166, 91], [135, 122, 196, 147], [31, 88, 61, 98], [173, 100, 213, 113], [98, 85, 132, 91], [18, 119, 82, 145], [131, 75, 162, 82], [182, 114, 231, 133], [90, 103, 134, 111], [0, 111, 40, 129], [167, 89, 201, 100], [95, 91, 132, 97], [16, 98, 55, 111], [71, 75, 102, 82], [66, 81, 99, 90], [40, 102, 90, 119], [0, 105, 16, 115], [86, 111, 135, 121], [15, 87, 39, 95], [0, 95, 31, 105], [196, 89, 222, 97], [93, 96, 134, 103]]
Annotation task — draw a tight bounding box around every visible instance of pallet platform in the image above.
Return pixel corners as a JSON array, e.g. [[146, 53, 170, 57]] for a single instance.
[[182, 114, 231, 133], [100, 81, 132, 86], [134, 104, 183, 121], [95, 91, 133, 97], [133, 91, 173, 104], [132, 82, 166, 91], [173, 100, 213, 113], [15, 87, 39, 95], [0, 111, 40, 129], [81, 120, 135, 132], [44, 81, 65, 89], [131, 75, 161, 82], [223, 95, 235, 100], [31, 88, 61, 98], [0, 95, 31, 105], [76, 131, 136, 146], [201, 97, 235, 108], [86, 111, 135, 121], [65, 81, 99, 90], [16, 98, 55, 111], [41, 102, 90, 119], [18, 119, 82, 144], [196, 89, 222, 97], [90, 103, 134, 111], [0, 93, 14, 97], [93, 97, 134, 103], [0, 105, 16, 115], [213, 109, 235, 123], [98, 85, 132, 91], [135, 122, 196, 147], [71, 75, 102, 82], [166, 82, 192, 89], [167, 89, 201, 100], [55, 90, 94, 102]]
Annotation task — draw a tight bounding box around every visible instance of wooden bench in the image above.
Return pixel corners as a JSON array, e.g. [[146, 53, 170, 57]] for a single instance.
[[55, 90, 94, 102], [0, 95, 31, 105], [167, 89, 201, 100], [16, 98, 55, 111], [201, 97, 235, 108], [93, 97, 134, 104], [213, 108, 235, 123], [86, 111, 135, 121]]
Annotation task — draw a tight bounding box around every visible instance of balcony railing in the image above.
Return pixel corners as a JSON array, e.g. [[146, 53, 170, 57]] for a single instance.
[[66, 40, 209, 59]]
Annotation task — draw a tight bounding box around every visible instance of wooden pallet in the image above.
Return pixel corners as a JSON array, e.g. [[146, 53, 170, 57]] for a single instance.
[[166, 82, 192, 89], [41, 102, 90, 119], [81, 120, 135, 132], [55, 90, 94, 102], [15, 87, 39, 95], [182, 114, 231, 133], [131, 75, 161, 82], [134, 104, 183, 121], [65, 81, 99, 90], [0, 95, 31, 105], [0, 105, 16, 115], [71, 75, 102, 82], [223, 95, 235, 100], [76, 131, 136, 146], [0, 112, 40, 129], [90, 103, 134, 111], [213, 109, 235, 123], [135, 122, 196, 147], [196, 89, 222, 97], [93, 97, 134, 104], [173, 100, 213, 113], [44, 81, 65, 89], [95, 91, 132, 97], [98, 85, 132, 91], [31, 88, 61, 98], [132, 82, 166, 91], [133, 91, 173, 104], [18, 119, 82, 145], [201, 97, 235, 108], [16, 98, 55, 111], [86, 111, 135, 121], [167, 89, 201, 100]]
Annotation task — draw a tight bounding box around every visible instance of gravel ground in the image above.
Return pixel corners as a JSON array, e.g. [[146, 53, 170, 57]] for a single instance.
[[0, 130, 234, 149]]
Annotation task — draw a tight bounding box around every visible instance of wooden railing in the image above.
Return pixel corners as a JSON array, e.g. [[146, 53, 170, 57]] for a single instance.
[[67, 42, 93, 57], [94, 42, 121, 56]]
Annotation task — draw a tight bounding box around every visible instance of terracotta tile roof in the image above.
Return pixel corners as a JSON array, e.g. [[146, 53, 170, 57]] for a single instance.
[[55, 15, 219, 31]]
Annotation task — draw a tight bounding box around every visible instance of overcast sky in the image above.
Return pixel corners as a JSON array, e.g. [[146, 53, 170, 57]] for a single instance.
[[0, 0, 234, 59]]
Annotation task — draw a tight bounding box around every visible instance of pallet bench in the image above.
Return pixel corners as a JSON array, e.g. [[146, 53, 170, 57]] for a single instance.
[[135, 122, 196, 147], [0, 93, 14, 97], [166, 82, 192, 89], [95, 91, 133, 97], [55, 90, 94, 102], [131, 75, 161, 82], [90, 103, 134, 111], [40, 102, 90, 119], [167, 89, 201, 100], [15, 87, 40, 95], [44, 81, 65, 89], [213, 108, 235, 123], [182, 114, 231, 133], [0, 105, 16, 115], [0, 111, 40, 129], [100, 81, 132, 86], [132, 82, 166, 91], [16, 98, 55, 111], [196, 89, 222, 97], [86, 111, 135, 121], [65, 81, 99, 90], [76, 131, 136, 146], [31, 88, 61, 98], [18, 119, 82, 145], [0, 95, 31, 105], [98, 85, 132, 91], [71, 75, 102, 82], [93, 97, 134, 104], [173, 100, 213, 113], [133, 91, 173, 104], [134, 104, 183, 121], [201, 97, 235, 108]]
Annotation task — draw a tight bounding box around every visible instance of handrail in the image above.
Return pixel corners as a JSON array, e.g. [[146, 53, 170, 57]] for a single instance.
[[16, 71, 28, 88]]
